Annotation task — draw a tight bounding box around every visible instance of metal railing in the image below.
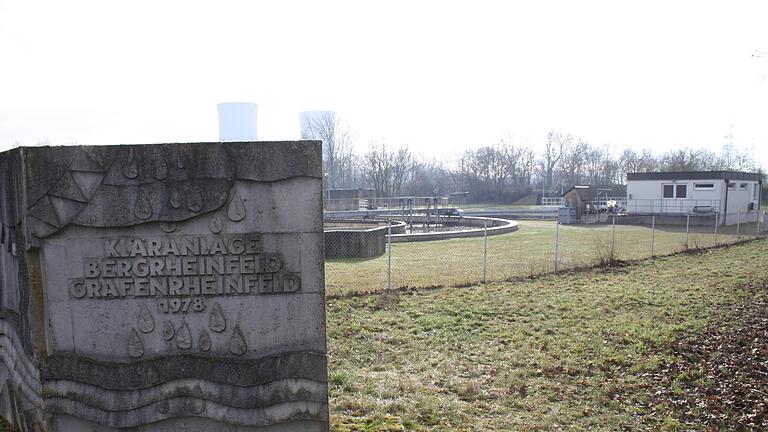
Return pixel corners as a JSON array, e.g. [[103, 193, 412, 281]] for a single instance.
[[625, 199, 721, 214], [541, 197, 564, 206], [324, 196, 452, 212], [542, 196, 627, 209]]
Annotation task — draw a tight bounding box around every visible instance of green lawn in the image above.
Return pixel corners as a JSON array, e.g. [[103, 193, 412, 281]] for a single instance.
[[327, 238, 768, 431], [325, 220, 758, 296]]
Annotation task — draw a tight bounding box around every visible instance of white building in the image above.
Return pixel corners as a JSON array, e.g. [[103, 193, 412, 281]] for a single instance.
[[626, 171, 763, 225]]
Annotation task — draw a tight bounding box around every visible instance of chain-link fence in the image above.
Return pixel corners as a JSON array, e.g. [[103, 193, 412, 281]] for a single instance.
[[323, 212, 765, 297]]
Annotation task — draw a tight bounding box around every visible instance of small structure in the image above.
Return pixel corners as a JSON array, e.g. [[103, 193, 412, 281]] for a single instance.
[[562, 186, 593, 219], [560, 185, 626, 223], [626, 171, 763, 225], [325, 187, 376, 211]]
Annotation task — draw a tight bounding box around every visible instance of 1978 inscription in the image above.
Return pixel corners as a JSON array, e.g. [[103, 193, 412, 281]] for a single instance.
[[68, 234, 301, 300]]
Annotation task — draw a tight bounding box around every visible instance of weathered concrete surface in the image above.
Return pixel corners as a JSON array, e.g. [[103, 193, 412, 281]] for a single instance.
[[0, 142, 328, 431], [323, 220, 406, 259]]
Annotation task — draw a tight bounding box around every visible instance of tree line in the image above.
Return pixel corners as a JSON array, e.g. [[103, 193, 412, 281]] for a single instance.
[[306, 119, 760, 204]]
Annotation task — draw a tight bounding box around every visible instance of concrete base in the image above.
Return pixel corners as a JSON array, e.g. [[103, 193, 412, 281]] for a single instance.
[[52, 416, 326, 432]]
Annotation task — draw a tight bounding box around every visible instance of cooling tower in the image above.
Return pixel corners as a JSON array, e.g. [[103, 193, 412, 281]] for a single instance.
[[218, 102, 258, 141]]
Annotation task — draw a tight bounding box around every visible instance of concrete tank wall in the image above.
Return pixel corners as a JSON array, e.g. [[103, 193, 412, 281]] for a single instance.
[[325, 227, 386, 259]]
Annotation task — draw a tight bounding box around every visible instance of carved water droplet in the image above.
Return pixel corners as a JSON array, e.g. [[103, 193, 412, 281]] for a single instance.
[[187, 187, 203, 212], [134, 191, 152, 220], [209, 302, 226, 333], [228, 192, 246, 222], [137, 304, 155, 333], [209, 213, 223, 234], [152, 157, 168, 180], [170, 189, 182, 209], [160, 222, 177, 233], [229, 325, 247, 356], [198, 330, 211, 352], [162, 320, 175, 340], [128, 328, 144, 358], [175, 149, 185, 169], [122, 149, 139, 179], [176, 321, 192, 349]]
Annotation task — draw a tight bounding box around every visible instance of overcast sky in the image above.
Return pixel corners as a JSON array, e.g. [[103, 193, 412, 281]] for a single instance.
[[1, 0, 767, 167]]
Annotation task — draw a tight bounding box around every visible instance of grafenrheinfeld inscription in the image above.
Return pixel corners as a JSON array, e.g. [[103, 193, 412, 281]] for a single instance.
[[69, 234, 301, 301], [0, 142, 328, 432]]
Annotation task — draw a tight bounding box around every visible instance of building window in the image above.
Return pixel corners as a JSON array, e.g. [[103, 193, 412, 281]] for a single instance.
[[694, 183, 714, 190], [739, 183, 748, 191], [727, 183, 736, 190], [663, 183, 687, 198]]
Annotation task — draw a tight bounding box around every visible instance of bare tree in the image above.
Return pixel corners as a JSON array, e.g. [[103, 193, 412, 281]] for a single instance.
[[619, 148, 657, 177], [390, 147, 416, 196], [559, 139, 588, 186], [717, 148, 755, 171], [361, 142, 415, 197], [406, 158, 451, 196], [499, 135, 533, 186], [452, 137, 538, 203], [300, 111, 355, 189], [581, 143, 600, 184], [658, 148, 718, 171], [518, 148, 536, 186], [541, 130, 571, 190]]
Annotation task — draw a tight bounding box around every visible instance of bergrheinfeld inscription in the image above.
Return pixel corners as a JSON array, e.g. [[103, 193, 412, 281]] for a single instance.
[[69, 234, 301, 305], [2, 142, 328, 431]]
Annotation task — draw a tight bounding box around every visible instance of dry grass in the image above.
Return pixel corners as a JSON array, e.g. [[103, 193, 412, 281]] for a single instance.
[[325, 220, 755, 296], [327, 238, 768, 431]]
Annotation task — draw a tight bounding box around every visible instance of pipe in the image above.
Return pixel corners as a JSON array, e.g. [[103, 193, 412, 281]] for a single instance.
[[722, 179, 730, 226], [758, 180, 763, 226]]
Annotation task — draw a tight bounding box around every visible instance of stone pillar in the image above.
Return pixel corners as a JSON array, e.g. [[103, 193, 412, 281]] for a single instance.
[[0, 141, 328, 431]]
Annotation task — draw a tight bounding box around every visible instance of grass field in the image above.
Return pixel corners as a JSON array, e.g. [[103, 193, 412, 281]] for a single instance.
[[326, 219, 758, 296], [327, 238, 768, 431]]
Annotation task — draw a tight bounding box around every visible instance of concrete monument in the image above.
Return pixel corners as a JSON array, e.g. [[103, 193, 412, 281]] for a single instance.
[[0, 141, 328, 431]]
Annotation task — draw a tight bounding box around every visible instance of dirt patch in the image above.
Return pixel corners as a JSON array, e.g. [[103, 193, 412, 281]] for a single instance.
[[641, 282, 768, 430]]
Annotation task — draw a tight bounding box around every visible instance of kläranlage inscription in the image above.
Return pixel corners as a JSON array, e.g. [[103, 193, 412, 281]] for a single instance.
[[68, 235, 301, 299]]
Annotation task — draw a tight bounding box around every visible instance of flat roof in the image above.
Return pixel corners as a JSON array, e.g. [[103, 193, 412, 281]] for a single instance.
[[627, 171, 763, 182]]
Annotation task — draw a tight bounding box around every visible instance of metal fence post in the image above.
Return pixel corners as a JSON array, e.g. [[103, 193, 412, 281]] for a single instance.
[[483, 219, 488, 285], [554, 217, 560, 273], [651, 215, 656, 257], [610, 213, 616, 261], [757, 213, 761, 238], [714, 213, 719, 246], [387, 219, 392, 290], [685, 214, 690, 250]]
